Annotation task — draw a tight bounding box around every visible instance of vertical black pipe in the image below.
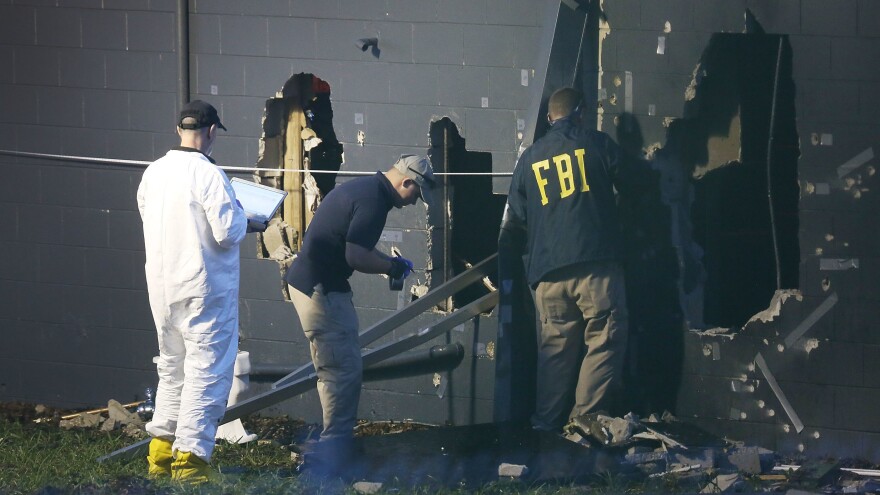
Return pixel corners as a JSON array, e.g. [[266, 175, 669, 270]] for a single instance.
[[176, 0, 190, 109], [766, 37, 783, 290]]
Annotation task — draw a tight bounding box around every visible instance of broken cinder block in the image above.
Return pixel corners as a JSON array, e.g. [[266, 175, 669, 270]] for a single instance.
[[700, 473, 744, 493], [725, 445, 775, 474], [352, 481, 383, 494], [107, 399, 143, 426], [498, 463, 529, 478]]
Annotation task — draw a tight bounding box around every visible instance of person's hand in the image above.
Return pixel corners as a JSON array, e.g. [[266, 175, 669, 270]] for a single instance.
[[246, 219, 268, 233], [387, 256, 414, 279]]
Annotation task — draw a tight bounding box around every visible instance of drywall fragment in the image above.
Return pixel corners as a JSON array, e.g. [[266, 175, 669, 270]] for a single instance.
[[691, 327, 734, 338], [700, 473, 743, 493], [262, 222, 286, 256], [672, 447, 717, 470], [802, 338, 820, 353], [649, 463, 701, 478], [726, 446, 773, 474], [498, 463, 529, 478], [270, 244, 294, 262], [746, 290, 802, 326], [626, 450, 668, 464]]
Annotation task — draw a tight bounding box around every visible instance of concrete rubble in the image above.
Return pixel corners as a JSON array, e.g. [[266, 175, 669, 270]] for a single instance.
[[556, 411, 880, 494], [36, 401, 880, 493], [498, 462, 528, 478], [58, 399, 146, 438]]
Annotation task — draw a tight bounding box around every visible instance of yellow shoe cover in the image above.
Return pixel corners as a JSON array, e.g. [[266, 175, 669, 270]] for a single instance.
[[146, 437, 173, 478], [171, 451, 211, 484]]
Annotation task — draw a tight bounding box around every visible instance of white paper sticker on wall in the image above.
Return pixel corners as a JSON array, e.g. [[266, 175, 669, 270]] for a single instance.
[[521, 69, 529, 86], [481, 97, 489, 108], [355, 113, 364, 125], [657, 36, 666, 55]]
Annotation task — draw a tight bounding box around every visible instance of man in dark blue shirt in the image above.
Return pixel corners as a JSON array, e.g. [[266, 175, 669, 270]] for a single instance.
[[284, 154, 434, 447], [499, 87, 637, 432]]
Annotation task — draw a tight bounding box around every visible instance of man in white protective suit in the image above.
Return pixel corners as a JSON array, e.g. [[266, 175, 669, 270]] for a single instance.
[[137, 100, 248, 483]]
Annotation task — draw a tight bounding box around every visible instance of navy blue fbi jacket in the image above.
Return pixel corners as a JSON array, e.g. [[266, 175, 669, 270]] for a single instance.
[[285, 172, 395, 295], [505, 119, 630, 287]]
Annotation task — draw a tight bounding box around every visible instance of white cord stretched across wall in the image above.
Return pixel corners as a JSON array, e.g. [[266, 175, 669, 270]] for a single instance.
[[0, 149, 513, 177]]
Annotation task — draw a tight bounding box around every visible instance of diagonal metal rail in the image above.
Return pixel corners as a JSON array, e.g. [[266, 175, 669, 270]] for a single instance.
[[273, 253, 497, 388], [98, 254, 498, 463]]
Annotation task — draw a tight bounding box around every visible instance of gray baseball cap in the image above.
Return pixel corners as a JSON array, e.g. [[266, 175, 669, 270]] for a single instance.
[[393, 154, 435, 206]]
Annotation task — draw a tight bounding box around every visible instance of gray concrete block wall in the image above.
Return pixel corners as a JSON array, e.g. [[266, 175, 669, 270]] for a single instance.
[[4, 0, 875, 455], [598, 0, 880, 461]]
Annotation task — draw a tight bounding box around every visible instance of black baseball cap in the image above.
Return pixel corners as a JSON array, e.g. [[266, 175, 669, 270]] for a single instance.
[[178, 100, 227, 131]]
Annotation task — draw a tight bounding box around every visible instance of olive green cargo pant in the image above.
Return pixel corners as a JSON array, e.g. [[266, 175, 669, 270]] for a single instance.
[[531, 261, 629, 431]]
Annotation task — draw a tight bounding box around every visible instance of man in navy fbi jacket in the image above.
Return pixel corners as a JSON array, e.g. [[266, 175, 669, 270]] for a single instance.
[[499, 87, 646, 432]]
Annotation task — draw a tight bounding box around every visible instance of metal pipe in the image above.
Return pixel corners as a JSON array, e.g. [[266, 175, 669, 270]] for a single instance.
[[248, 343, 465, 383], [765, 37, 784, 290], [176, 0, 190, 108]]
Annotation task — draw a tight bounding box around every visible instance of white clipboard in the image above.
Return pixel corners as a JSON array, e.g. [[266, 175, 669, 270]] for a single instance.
[[230, 178, 288, 223]]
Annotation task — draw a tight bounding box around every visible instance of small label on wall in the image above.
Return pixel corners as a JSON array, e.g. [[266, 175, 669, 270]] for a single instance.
[[210, 85, 218, 95], [657, 36, 666, 55], [516, 119, 525, 131], [481, 97, 489, 108], [380, 229, 402, 242], [521, 69, 529, 86], [355, 113, 364, 125]]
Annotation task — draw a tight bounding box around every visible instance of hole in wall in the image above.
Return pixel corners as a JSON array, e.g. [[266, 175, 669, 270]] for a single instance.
[[686, 34, 800, 329], [253, 73, 343, 299], [428, 118, 506, 310], [618, 33, 800, 416]]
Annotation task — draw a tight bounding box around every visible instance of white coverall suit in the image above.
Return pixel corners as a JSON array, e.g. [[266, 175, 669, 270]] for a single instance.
[[137, 149, 247, 462]]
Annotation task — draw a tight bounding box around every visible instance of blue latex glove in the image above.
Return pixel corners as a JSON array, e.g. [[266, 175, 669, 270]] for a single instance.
[[388, 256, 414, 279], [399, 257, 414, 278]]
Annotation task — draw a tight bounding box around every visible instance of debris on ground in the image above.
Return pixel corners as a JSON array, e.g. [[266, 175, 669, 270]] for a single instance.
[[5, 399, 880, 493], [352, 481, 384, 494], [498, 462, 529, 478]]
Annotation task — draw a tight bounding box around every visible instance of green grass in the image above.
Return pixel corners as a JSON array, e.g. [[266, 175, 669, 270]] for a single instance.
[[0, 417, 675, 495]]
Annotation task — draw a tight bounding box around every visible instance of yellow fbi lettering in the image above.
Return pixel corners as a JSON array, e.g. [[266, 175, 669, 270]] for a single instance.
[[531, 148, 590, 206]]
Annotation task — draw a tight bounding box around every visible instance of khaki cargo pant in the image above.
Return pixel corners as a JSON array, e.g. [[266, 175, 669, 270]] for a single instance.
[[289, 285, 361, 440], [531, 261, 629, 431]]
